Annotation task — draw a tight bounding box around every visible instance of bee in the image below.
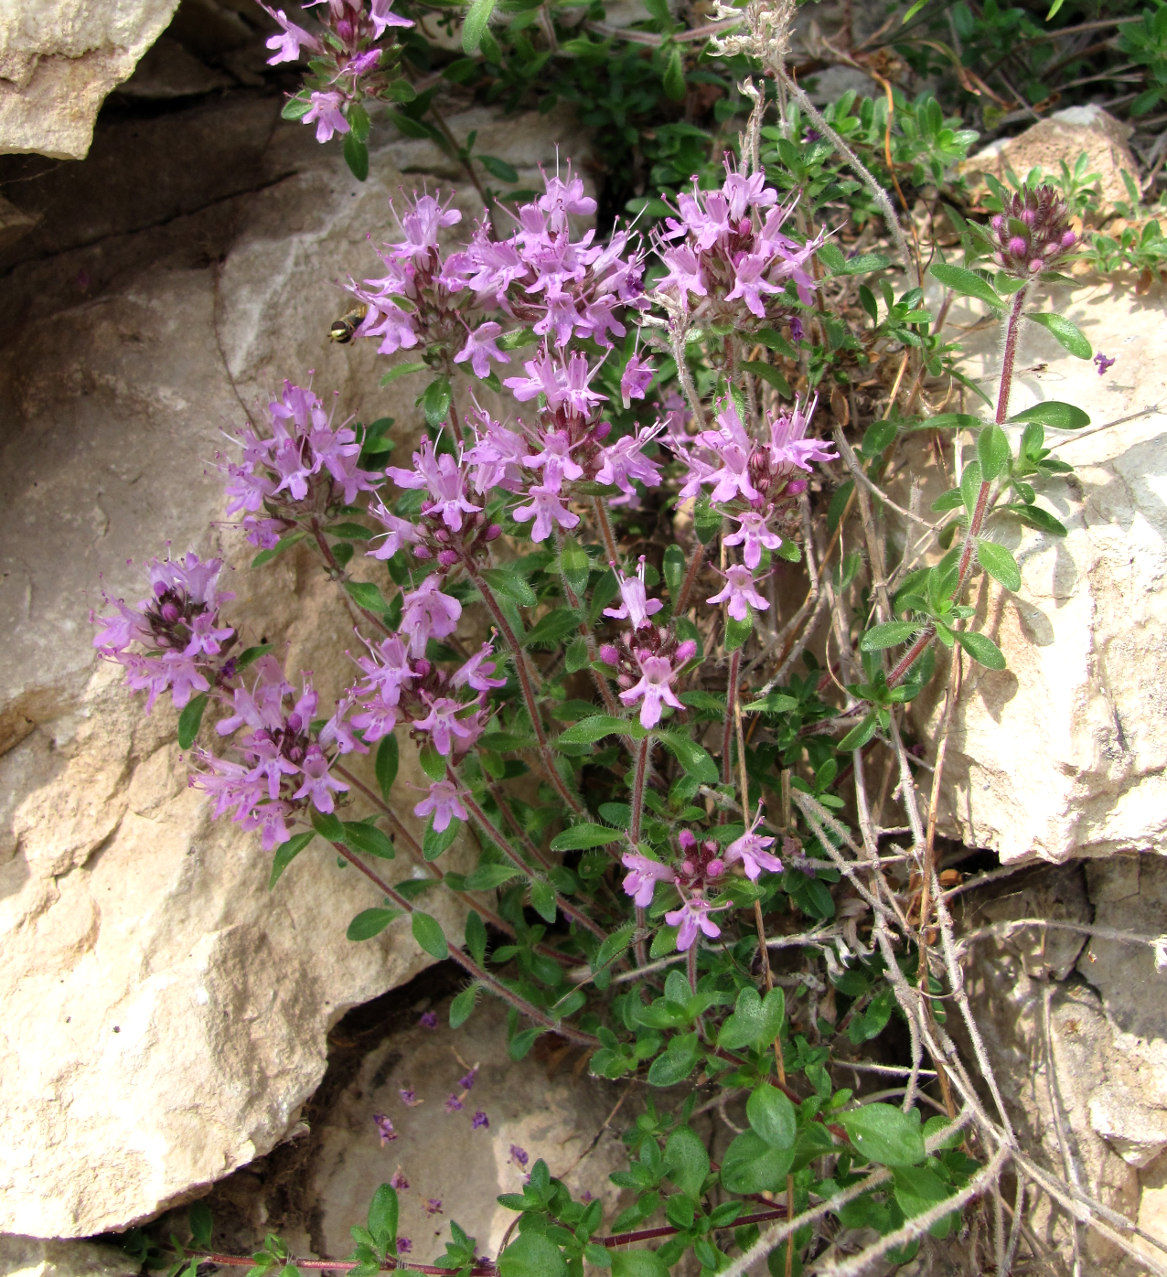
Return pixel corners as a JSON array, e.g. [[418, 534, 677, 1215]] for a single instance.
[[329, 301, 369, 344]]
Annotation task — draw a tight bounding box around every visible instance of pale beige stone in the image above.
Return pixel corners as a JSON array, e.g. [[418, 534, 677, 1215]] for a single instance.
[[0, 88, 589, 1239], [0, 0, 181, 159], [906, 281, 1167, 863], [962, 105, 1140, 215]]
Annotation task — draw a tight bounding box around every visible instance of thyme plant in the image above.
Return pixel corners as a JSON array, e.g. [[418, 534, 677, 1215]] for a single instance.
[[92, 2, 1153, 1274]]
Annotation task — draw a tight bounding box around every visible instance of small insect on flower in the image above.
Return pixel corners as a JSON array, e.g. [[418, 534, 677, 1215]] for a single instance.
[[329, 302, 369, 344]]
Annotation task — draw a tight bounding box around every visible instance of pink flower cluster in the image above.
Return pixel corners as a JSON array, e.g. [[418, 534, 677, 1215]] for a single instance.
[[656, 157, 825, 321], [221, 380, 382, 549], [621, 809, 784, 951], [92, 553, 236, 712], [192, 655, 353, 851], [262, 0, 414, 143]]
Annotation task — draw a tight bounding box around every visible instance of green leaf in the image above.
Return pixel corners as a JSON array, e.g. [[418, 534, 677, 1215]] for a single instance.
[[611, 1249, 669, 1277], [280, 93, 312, 121], [367, 1184, 398, 1251], [1026, 312, 1092, 359], [742, 691, 799, 714], [423, 817, 462, 861], [976, 424, 1011, 483], [462, 0, 496, 51], [463, 862, 523, 890], [374, 735, 399, 801], [860, 621, 918, 652], [380, 360, 428, 386], [420, 378, 452, 428], [557, 715, 638, 745], [412, 911, 449, 960], [480, 566, 537, 607], [929, 262, 1003, 311], [893, 1164, 953, 1220], [558, 535, 590, 598], [647, 1032, 699, 1086], [656, 732, 718, 783], [464, 909, 487, 965], [976, 540, 1021, 591], [836, 251, 891, 275], [342, 821, 395, 860], [479, 154, 518, 183], [663, 544, 685, 601], [1008, 401, 1090, 431], [747, 1085, 798, 1151], [1011, 503, 1068, 536], [837, 1104, 925, 1167], [719, 1130, 794, 1194], [523, 607, 583, 649], [549, 823, 622, 852], [740, 359, 792, 398], [347, 907, 401, 941], [662, 45, 685, 101], [177, 694, 207, 750], [499, 1232, 568, 1277], [344, 580, 390, 614], [664, 1126, 710, 1198], [189, 1201, 213, 1251], [449, 982, 479, 1029], [838, 711, 879, 752], [955, 630, 1006, 670], [718, 985, 785, 1051], [343, 133, 368, 182], [529, 877, 557, 924], [961, 464, 989, 526]]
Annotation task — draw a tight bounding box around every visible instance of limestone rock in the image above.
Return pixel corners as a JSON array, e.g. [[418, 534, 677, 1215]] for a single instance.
[[0, 86, 588, 1238], [961, 105, 1139, 214], [955, 859, 1167, 1273], [954, 864, 1140, 1271], [0, 0, 181, 159], [299, 997, 629, 1264], [907, 281, 1167, 863], [0, 1235, 138, 1277]]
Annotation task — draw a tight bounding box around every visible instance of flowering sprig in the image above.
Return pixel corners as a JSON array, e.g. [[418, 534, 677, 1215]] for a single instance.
[[265, 0, 415, 162]]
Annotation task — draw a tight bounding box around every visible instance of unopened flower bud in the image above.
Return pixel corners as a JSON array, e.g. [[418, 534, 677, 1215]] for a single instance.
[[437, 549, 459, 567], [675, 639, 697, 662], [598, 644, 619, 666]]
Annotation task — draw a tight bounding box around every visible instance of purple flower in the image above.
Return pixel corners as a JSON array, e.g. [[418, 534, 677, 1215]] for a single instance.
[[445, 1094, 464, 1113], [723, 511, 783, 570], [724, 807, 784, 881], [92, 552, 235, 713], [471, 1110, 490, 1130], [619, 652, 686, 729], [665, 895, 727, 952], [512, 485, 580, 542], [303, 90, 350, 144], [413, 779, 468, 832], [399, 1087, 420, 1107], [419, 1010, 439, 1029], [509, 1144, 529, 1169], [1094, 352, 1116, 375], [454, 321, 511, 378], [603, 558, 664, 630], [399, 576, 463, 658], [621, 852, 676, 907], [290, 743, 349, 814], [374, 1113, 398, 1145], [594, 421, 664, 500], [619, 352, 655, 408], [397, 1237, 412, 1254], [370, 0, 415, 35], [459, 1067, 479, 1091], [261, 6, 321, 64], [451, 641, 507, 693], [706, 564, 769, 622], [425, 1198, 444, 1216], [414, 696, 482, 758], [390, 1170, 410, 1190]]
